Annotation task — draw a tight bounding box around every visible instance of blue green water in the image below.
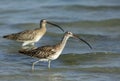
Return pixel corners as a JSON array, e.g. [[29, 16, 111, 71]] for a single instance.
[[0, 0, 120, 81]]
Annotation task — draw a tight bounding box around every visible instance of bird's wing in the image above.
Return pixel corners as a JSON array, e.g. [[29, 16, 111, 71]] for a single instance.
[[19, 45, 56, 58], [3, 29, 38, 41], [32, 45, 56, 58], [15, 30, 38, 41]]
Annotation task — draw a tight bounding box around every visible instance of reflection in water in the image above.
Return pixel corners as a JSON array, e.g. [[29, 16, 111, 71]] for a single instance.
[[47, 72, 63, 81]]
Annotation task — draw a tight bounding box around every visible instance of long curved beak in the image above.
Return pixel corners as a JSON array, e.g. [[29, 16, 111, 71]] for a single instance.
[[73, 35, 92, 49], [47, 21, 64, 32]]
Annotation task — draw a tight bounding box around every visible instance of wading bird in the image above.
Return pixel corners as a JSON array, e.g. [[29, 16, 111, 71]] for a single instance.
[[19, 31, 92, 70], [3, 19, 64, 47]]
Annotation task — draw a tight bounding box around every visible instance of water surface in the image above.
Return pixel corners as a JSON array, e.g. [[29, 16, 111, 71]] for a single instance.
[[0, 0, 120, 81]]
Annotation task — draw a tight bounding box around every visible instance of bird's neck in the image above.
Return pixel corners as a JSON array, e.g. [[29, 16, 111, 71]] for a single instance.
[[40, 24, 47, 31], [58, 35, 69, 51], [40, 23, 46, 28]]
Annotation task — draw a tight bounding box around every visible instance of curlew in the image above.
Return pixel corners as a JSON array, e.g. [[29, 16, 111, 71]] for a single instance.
[[19, 32, 92, 70], [3, 19, 64, 47]]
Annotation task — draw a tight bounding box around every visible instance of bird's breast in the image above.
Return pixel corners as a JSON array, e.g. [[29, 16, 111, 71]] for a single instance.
[[34, 31, 46, 42], [49, 50, 63, 60]]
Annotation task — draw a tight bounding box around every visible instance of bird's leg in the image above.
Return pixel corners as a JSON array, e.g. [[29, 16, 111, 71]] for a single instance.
[[48, 60, 51, 69], [22, 41, 35, 47], [22, 42, 36, 50], [32, 60, 41, 71], [22, 42, 30, 46], [29, 42, 35, 46], [29, 43, 36, 49]]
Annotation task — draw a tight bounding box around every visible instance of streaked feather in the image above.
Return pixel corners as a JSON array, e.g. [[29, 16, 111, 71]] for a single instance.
[[19, 45, 56, 58], [3, 28, 40, 41]]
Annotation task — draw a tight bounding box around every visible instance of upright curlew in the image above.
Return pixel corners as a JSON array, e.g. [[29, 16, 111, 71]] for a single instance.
[[3, 19, 64, 47], [19, 32, 92, 70]]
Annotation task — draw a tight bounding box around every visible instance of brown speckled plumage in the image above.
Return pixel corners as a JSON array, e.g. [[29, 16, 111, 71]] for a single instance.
[[3, 28, 41, 41], [18, 32, 92, 70], [19, 45, 56, 58], [3, 19, 64, 46]]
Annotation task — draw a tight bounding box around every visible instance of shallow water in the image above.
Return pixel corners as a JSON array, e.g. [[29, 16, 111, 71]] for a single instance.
[[0, 0, 120, 81]]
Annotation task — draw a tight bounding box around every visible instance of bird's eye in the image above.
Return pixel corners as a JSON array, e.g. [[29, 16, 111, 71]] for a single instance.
[[68, 32, 72, 34], [41, 19, 46, 22]]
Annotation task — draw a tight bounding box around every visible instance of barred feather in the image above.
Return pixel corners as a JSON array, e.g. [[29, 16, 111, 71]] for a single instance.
[[3, 29, 41, 41], [19, 45, 56, 59]]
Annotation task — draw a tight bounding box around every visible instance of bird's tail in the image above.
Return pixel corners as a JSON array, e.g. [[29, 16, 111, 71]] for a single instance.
[[19, 49, 30, 54], [3, 34, 17, 40], [19, 48, 36, 57]]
